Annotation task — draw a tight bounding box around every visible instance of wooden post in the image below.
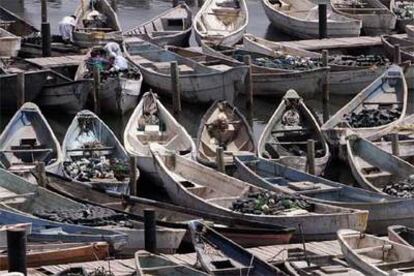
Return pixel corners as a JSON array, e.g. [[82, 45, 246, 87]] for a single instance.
[[243, 55, 253, 111], [394, 44, 401, 64], [144, 209, 157, 253], [318, 4, 327, 39], [16, 72, 25, 108], [129, 156, 137, 196], [216, 147, 225, 173], [7, 228, 27, 275], [171, 62, 181, 115], [41, 0, 47, 23], [307, 139, 316, 175], [41, 0, 51, 57], [111, 0, 118, 13], [35, 162, 48, 188], [93, 66, 101, 115], [322, 49, 330, 123], [391, 133, 400, 156]]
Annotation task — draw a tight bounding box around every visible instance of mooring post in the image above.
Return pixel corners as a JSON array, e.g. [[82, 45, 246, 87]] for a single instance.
[[35, 162, 48, 188], [243, 55, 253, 110], [394, 44, 401, 64], [171, 61, 181, 115], [41, 0, 51, 57], [322, 49, 330, 123], [391, 133, 400, 156], [307, 139, 316, 175], [93, 66, 101, 115], [216, 147, 225, 173], [129, 156, 137, 196], [16, 72, 25, 108], [7, 228, 27, 275], [318, 3, 327, 39], [144, 209, 157, 253], [111, 0, 118, 12]]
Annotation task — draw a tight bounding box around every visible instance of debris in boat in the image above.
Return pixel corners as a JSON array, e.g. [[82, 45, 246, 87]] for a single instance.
[[383, 175, 414, 198], [344, 107, 402, 128], [231, 191, 311, 215], [394, 1, 414, 20]]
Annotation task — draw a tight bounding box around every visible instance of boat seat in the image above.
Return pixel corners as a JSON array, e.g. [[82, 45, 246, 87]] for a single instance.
[[271, 128, 310, 133], [263, 177, 283, 183], [363, 171, 392, 179], [66, 146, 114, 152], [1, 148, 53, 154], [288, 181, 321, 191], [354, 244, 393, 254], [376, 260, 414, 271]]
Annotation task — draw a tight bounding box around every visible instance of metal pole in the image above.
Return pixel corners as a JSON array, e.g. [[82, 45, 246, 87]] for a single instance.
[[319, 4, 327, 39], [394, 44, 401, 64], [93, 66, 101, 115], [129, 156, 137, 196], [41, 0, 51, 57], [171, 62, 181, 115], [322, 49, 330, 123], [144, 209, 157, 253], [216, 146, 225, 173], [243, 55, 253, 111], [16, 72, 25, 108], [391, 133, 400, 156], [7, 228, 27, 275], [307, 139, 316, 175]]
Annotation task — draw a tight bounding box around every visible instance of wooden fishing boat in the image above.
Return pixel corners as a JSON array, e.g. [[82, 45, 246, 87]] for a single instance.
[[124, 3, 192, 47], [331, 0, 396, 35], [0, 242, 109, 270], [136, 250, 208, 276], [382, 35, 414, 62], [0, 27, 20, 57], [347, 135, 414, 196], [0, 167, 185, 254], [0, 5, 39, 37], [72, 0, 122, 48], [243, 33, 388, 96], [388, 225, 414, 246], [194, 0, 248, 47], [261, 0, 361, 39], [196, 101, 256, 168], [390, 0, 414, 31], [74, 47, 143, 115], [188, 220, 286, 275], [235, 154, 414, 234], [338, 229, 414, 275], [124, 91, 195, 179], [0, 102, 62, 180], [62, 110, 139, 193], [258, 90, 330, 175], [151, 145, 368, 241], [321, 65, 407, 146], [124, 39, 246, 104]]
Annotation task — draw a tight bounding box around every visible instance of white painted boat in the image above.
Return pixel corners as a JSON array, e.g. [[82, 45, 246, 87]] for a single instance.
[[124, 3, 192, 47], [321, 65, 407, 146], [72, 0, 122, 48], [0, 28, 20, 57], [338, 229, 414, 275], [382, 34, 414, 62], [194, 0, 248, 46], [123, 91, 195, 179], [331, 0, 397, 35], [261, 0, 361, 39], [258, 90, 330, 176]]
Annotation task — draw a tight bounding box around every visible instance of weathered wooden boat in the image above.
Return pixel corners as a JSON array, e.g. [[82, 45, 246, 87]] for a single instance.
[[124, 39, 246, 104], [188, 220, 286, 275], [152, 145, 368, 241], [74, 47, 143, 115], [331, 0, 396, 35], [62, 110, 138, 193], [390, 0, 414, 32], [235, 154, 414, 234], [72, 0, 122, 48], [261, 0, 361, 39], [321, 65, 407, 146], [258, 90, 330, 175], [0, 167, 185, 254], [124, 3, 192, 47], [382, 34, 414, 62], [124, 91, 195, 179], [338, 229, 414, 275], [196, 101, 255, 168], [136, 250, 208, 276], [243, 33, 388, 96], [0, 242, 109, 270], [0, 27, 20, 57], [0, 5, 39, 37], [388, 225, 414, 246], [194, 0, 248, 47], [0, 102, 62, 180]]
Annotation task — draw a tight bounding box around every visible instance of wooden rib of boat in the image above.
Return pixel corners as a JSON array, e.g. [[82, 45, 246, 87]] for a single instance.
[[188, 220, 286, 275], [0, 242, 109, 270], [258, 90, 330, 176], [234, 154, 414, 234], [0, 167, 185, 254], [388, 225, 414, 247], [382, 35, 414, 62], [390, 0, 414, 31], [347, 135, 414, 196], [0, 5, 39, 37], [124, 3, 192, 47], [338, 229, 414, 275], [196, 101, 256, 168], [0, 102, 62, 180], [124, 91, 195, 179], [72, 0, 122, 48], [243, 33, 387, 96], [151, 144, 368, 241], [124, 39, 246, 104], [136, 250, 208, 276], [62, 110, 139, 193], [321, 65, 407, 146], [0, 27, 20, 57], [194, 0, 248, 46], [261, 0, 361, 39], [331, 0, 396, 35]]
